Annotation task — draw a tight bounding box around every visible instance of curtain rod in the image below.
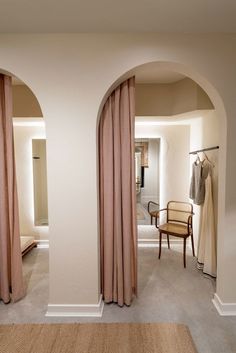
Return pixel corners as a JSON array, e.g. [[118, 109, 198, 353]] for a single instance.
[[189, 146, 219, 155]]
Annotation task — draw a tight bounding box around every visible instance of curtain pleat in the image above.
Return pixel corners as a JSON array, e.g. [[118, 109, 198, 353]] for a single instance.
[[0, 74, 25, 303], [99, 77, 137, 306]]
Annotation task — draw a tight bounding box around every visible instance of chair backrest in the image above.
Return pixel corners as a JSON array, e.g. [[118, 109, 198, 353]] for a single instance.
[[167, 201, 193, 225]]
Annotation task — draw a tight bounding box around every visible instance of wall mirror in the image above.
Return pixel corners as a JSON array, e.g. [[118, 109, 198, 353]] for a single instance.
[[135, 140, 149, 167], [32, 139, 49, 226], [135, 139, 149, 192]]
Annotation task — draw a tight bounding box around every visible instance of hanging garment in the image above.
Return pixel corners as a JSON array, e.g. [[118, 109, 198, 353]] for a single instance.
[[189, 160, 204, 205], [197, 162, 217, 277], [189, 159, 211, 205]]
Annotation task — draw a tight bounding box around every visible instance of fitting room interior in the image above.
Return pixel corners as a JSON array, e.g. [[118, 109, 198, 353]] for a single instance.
[[1, 64, 235, 353], [1, 3, 236, 353]]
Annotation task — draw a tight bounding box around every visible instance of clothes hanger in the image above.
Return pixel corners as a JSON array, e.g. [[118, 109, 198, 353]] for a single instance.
[[202, 151, 215, 167], [195, 152, 201, 164]]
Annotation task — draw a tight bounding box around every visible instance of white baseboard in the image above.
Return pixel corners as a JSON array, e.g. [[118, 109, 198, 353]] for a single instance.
[[138, 238, 184, 247], [46, 295, 104, 317], [36, 239, 49, 249], [212, 293, 236, 316]]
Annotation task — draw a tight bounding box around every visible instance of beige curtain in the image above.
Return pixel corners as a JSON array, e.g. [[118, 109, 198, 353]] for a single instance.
[[99, 77, 137, 306], [0, 74, 25, 303], [197, 166, 217, 277]]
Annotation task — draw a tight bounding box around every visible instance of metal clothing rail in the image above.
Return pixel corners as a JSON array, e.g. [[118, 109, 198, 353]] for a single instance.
[[189, 146, 219, 155]]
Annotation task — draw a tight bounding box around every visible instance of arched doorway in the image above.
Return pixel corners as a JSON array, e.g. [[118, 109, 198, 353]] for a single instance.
[[97, 61, 227, 307], [0, 68, 49, 307]]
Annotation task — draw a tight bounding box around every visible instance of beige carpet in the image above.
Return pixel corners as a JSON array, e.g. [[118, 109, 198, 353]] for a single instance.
[[0, 323, 197, 353]]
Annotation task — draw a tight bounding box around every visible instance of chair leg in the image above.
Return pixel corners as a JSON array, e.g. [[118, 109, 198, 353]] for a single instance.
[[191, 233, 195, 257], [151, 216, 153, 225], [183, 238, 186, 268], [159, 232, 162, 259], [167, 234, 170, 249], [155, 216, 158, 228]]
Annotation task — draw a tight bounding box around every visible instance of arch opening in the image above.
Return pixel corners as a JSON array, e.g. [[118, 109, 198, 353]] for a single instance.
[[0, 68, 49, 303], [97, 60, 227, 306]]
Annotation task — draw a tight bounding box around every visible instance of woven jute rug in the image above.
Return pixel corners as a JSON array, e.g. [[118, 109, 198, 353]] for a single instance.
[[0, 323, 198, 353]]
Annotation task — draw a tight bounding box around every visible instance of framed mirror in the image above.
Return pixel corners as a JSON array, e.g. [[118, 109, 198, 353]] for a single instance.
[[32, 139, 49, 226]]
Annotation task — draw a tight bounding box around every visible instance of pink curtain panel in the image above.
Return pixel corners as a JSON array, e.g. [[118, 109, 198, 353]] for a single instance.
[[0, 74, 25, 303], [99, 77, 137, 307]]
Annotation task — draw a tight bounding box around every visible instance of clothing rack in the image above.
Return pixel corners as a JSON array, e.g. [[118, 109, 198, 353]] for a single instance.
[[189, 146, 219, 155]]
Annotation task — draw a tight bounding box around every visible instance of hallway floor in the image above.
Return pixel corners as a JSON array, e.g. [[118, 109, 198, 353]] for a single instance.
[[0, 227, 236, 353], [136, 202, 151, 225]]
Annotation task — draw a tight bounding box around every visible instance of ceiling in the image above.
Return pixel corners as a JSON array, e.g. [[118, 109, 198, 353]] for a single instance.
[[0, 0, 236, 33], [134, 65, 186, 84]]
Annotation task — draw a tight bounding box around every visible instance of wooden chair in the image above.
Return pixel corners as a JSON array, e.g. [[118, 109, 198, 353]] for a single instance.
[[148, 201, 160, 225], [156, 201, 195, 267]]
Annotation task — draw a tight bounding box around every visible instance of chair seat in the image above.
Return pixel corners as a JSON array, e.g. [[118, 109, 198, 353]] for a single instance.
[[159, 223, 190, 237]]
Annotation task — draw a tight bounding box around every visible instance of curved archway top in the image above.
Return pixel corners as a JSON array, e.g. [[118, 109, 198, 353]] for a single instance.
[[96, 58, 228, 301], [0, 68, 43, 118], [0, 67, 34, 91], [97, 60, 227, 126]]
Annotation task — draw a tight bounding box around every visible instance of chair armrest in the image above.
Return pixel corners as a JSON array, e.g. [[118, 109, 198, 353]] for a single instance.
[[155, 208, 167, 228], [187, 215, 193, 233], [158, 208, 167, 213], [148, 201, 159, 213]]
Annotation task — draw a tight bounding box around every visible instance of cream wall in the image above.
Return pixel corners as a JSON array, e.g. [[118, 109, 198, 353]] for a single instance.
[[32, 139, 49, 226], [0, 34, 235, 311], [13, 120, 49, 241]]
